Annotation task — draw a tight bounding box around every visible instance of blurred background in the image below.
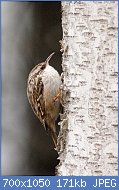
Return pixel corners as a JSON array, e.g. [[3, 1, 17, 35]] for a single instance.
[[2, 1, 62, 175]]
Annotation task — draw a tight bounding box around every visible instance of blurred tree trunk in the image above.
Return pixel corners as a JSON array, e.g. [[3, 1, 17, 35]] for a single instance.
[[57, 1, 118, 176], [2, 2, 35, 175], [2, 2, 62, 176]]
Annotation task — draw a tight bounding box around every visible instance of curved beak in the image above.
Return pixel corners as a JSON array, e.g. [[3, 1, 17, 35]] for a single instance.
[[45, 52, 55, 65]]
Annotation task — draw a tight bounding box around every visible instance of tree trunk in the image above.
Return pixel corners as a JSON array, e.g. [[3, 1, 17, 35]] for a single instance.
[[57, 1, 118, 176]]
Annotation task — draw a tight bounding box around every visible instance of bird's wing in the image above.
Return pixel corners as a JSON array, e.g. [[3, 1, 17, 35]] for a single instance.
[[35, 77, 47, 128], [27, 74, 48, 130]]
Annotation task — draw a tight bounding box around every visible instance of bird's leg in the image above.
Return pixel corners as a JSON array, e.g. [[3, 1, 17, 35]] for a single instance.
[[53, 91, 61, 102]]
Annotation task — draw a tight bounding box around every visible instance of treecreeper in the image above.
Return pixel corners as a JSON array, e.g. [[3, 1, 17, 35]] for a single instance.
[[27, 53, 61, 147]]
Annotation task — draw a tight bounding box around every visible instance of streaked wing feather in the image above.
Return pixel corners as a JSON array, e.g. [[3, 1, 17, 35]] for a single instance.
[[35, 77, 46, 126], [27, 75, 47, 130]]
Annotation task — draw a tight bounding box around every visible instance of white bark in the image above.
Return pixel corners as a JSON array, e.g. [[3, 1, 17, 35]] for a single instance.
[[57, 1, 118, 176]]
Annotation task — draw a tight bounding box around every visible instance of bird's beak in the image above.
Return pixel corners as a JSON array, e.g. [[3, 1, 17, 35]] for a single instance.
[[45, 52, 55, 65]]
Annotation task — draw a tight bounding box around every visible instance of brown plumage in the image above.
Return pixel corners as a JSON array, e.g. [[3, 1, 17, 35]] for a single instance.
[[27, 53, 61, 147]]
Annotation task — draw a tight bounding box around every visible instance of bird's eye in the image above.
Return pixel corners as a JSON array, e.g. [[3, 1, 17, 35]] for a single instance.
[[40, 63, 46, 70]]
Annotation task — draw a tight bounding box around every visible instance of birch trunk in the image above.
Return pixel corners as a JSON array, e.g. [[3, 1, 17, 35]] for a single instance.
[[57, 1, 118, 176]]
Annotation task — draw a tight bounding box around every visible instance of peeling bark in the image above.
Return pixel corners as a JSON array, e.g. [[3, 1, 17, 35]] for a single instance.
[[57, 1, 118, 176]]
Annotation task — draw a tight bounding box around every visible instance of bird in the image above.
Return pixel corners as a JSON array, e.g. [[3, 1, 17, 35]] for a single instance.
[[27, 52, 61, 147]]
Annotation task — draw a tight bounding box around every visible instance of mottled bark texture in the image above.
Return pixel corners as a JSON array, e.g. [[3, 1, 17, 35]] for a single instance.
[[57, 1, 118, 176]]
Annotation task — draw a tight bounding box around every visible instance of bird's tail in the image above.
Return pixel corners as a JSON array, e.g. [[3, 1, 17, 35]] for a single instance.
[[44, 121, 57, 147], [50, 129, 57, 147]]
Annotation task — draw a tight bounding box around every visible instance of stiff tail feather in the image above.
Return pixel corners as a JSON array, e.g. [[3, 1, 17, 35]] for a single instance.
[[50, 129, 57, 147], [44, 121, 57, 147]]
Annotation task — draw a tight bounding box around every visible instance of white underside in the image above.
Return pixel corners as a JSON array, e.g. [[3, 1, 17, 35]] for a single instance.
[[41, 65, 61, 120], [42, 65, 61, 97]]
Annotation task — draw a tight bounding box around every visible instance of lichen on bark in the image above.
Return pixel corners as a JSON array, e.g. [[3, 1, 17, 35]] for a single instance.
[[56, 1, 118, 176]]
